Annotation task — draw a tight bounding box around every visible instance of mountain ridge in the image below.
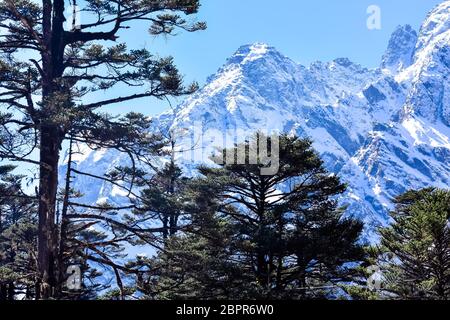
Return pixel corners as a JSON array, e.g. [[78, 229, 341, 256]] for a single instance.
[[65, 1, 450, 241]]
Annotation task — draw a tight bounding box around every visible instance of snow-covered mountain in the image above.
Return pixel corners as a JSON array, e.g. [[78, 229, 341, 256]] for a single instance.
[[66, 1, 450, 240]]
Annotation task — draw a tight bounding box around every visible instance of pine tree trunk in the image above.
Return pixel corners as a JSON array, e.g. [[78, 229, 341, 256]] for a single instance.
[[162, 216, 169, 240], [56, 137, 73, 298], [36, 0, 66, 300], [168, 150, 179, 237], [7, 283, 14, 300], [256, 240, 269, 290], [168, 171, 178, 237], [256, 181, 269, 291], [37, 125, 61, 299], [0, 284, 6, 300]]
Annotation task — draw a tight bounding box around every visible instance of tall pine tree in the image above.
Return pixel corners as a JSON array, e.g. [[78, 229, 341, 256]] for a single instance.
[[146, 134, 365, 299], [0, 0, 205, 298]]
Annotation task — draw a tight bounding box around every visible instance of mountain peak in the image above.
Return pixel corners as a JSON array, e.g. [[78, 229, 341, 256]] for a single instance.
[[235, 42, 270, 54], [415, 0, 450, 54], [381, 24, 418, 73], [399, 1, 450, 125], [227, 43, 279, 65]]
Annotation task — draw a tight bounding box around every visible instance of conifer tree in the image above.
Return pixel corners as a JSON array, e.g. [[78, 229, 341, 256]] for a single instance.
[[147, 134, 366, 299], [379, 188, 450, 300], [0, 164, 37, 300], [0, 0, 205, 298], [137, 181, 257, 300], [133, 134, 189, 241]]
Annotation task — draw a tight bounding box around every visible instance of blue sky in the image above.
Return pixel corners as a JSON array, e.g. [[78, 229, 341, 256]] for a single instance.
[[99, 0, 443, 116]]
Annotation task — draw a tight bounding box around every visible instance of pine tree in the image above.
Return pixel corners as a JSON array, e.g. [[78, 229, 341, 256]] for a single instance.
[[136, 183, 257, 300], [134, 133, 190, 241], [0, 164, 37, 300], [0, 0, 205, 299], [147, 133, 366, 299], [379, 188, 450, 300]]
